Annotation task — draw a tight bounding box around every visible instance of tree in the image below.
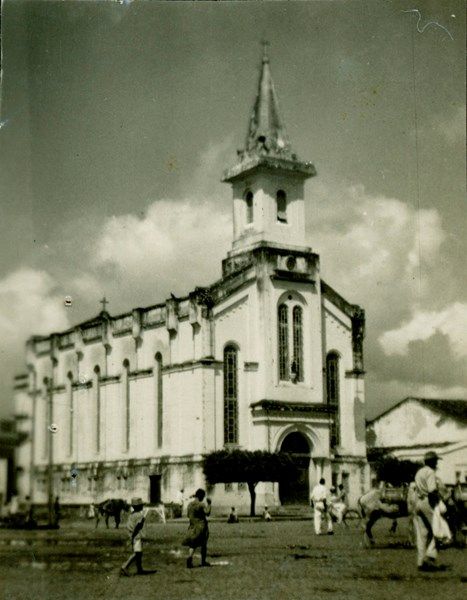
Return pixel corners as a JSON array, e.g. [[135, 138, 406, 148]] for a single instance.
[[203, 449, 299, 516], [369, 452, 422, 487]]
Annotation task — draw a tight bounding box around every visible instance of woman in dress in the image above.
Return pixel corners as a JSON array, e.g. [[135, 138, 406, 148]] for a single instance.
[[182, 488, 212, 568]]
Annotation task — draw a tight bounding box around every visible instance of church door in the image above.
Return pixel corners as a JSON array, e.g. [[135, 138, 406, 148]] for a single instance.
[[279, 432, 311, 505], [149, 475, 161, 504]]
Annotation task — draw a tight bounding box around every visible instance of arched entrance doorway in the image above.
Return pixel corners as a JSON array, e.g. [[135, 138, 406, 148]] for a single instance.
[[279, 431, 311, 505]]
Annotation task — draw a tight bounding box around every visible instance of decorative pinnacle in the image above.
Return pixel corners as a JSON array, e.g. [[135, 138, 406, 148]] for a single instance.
[[261, 39, 270, 64]]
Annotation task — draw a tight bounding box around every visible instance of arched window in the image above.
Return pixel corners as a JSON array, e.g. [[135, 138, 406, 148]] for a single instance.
[[67, 372, 73, 457], [292, 306, 304, 382], [155, 353, 163, 449], [94, 366, 101, 454], [326, 352, 340, 447], [278, 304, 289, 380], [42, 377, 50, 459], [278, 298, 305, 383], [276, 190, 287, 223], [245, 190, 253, 224], [123, 360, 130, 452], [223, 345, 238, 445]]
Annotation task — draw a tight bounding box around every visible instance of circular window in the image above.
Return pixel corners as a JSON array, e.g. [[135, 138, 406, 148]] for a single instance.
[[286, 256, 297, 271]]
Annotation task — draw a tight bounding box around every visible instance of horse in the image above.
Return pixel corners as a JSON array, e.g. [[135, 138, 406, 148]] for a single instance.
[[358, 485, 415, 546], [95, 498, 130, 529], [359, 483, 464, 547]]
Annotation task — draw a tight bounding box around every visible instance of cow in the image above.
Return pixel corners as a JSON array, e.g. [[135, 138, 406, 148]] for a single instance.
[[95, 498, 130, 529]]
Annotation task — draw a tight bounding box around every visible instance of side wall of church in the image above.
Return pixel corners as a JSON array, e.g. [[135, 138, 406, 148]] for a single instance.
[[322, 298, 366, 459]]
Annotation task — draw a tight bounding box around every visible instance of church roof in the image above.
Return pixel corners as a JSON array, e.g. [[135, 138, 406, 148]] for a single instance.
[[222, 44, 315, 182], [368, 397, 467, 424]]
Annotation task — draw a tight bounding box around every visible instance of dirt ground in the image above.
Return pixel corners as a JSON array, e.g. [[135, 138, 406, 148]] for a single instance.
[[1, 517, 465, 600]]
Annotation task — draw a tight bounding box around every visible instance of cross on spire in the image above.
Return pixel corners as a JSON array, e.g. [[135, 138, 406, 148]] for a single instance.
[[100, 296, 109, 312], [261, 39, 270, 63]]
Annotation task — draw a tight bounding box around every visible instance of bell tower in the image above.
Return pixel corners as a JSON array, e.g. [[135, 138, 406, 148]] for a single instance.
[[222, 43, 316, 255]]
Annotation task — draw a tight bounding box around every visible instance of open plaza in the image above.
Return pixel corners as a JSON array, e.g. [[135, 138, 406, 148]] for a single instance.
[[1, 517, 465, 600]]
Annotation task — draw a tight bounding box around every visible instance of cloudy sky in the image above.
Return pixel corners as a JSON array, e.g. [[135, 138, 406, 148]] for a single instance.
[[0, 0, 465, 419]]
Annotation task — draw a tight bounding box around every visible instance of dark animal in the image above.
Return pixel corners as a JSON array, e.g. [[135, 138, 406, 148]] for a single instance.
[[95, 498, 130, 529], [358, 486, 414, 546], [359, 484, 464, 547]]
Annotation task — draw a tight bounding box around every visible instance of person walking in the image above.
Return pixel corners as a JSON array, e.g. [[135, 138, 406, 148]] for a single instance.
[[413, 451, 449, 572], [120, 497, 155, 576], [182, 488, 212, 568], [310, 478, 333, 535]]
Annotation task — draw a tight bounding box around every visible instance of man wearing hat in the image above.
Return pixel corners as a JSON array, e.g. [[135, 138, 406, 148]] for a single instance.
[[120, 497, 153, 576], [413, 451, 446, 572]]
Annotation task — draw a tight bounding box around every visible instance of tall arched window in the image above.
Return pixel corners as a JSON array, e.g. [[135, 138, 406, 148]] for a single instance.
[[278, 304, 289, 380], [326, 352, 340, 447], [94, 366, 101, 454], [42, 377, 49, 459], [292, 306, 304, 382], [278, 298, 305, 383], [223, 345, 238, 445], [67, 372, 73, 457], [123, 360, 130, 452], [155, 353, 163, 449], [245, 190, 253, 224], [276, 190, 287, 223]]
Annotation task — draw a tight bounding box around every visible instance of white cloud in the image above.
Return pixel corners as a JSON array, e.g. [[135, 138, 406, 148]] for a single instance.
[[0, 268, 69, 348], [434, 105, 466, 145], [310, 183, 446, 309], [379, 302, 467, 358], [93, 199, 231, 295]]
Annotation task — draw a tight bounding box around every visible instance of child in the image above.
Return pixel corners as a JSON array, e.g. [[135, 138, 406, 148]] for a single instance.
[[227, 506, 239, 523], [120, 497, 155, 576], [263, 506, 272, 522]]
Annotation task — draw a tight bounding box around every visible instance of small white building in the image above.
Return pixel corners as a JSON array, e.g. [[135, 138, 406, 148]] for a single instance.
[[367, 397, 467, 485], [14, 49, 368, 512]]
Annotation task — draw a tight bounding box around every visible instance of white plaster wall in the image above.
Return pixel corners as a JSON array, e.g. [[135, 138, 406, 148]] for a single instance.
[[0, 460, 8, 505], [171, 319, 195, 365], [129, 375, 156, 459], [164, 368, 203, 456], [262, 279, 323, 403], [231, 173, 306, 251], [371, 400, 466, 447], [322, 301, 360, 455]]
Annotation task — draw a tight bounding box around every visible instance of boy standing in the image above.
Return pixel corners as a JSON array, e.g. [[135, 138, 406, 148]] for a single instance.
[[120, 497, 154, 576]]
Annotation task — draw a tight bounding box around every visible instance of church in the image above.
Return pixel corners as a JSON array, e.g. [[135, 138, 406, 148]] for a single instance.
[[14, 48, 368, 512]]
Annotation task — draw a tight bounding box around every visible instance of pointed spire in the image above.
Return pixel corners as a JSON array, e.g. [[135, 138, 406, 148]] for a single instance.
[[244, 41, 292, 158], [222, 44, 316, 183]]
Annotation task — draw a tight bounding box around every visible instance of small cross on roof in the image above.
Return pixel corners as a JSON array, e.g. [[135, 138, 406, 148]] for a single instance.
[[100, 296, 109, 312]]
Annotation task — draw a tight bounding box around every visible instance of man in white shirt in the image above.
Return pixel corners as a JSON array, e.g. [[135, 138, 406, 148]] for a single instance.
[[310, 478, 333, 535], [413, 451, 446, 572]]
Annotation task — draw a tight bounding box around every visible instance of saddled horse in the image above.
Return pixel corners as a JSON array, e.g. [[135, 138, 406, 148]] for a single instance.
[[358, 485, 416, 546], [359, 484, 464, 547], [95, 498, 130, 529]]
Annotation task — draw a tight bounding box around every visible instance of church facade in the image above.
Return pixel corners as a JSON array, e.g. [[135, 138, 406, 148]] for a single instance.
[[14, 49, 368, 511]]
